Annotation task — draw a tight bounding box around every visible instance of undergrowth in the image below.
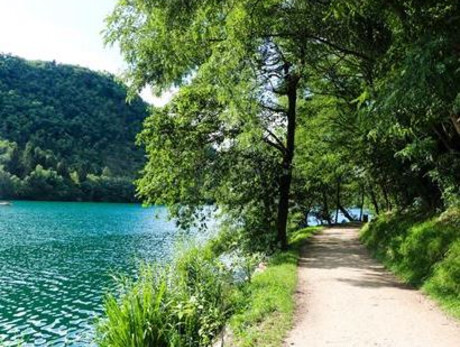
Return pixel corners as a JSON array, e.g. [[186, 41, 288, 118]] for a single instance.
[[95, 226, 320, 346], [96, 246, 235, 346], [360, 208, 460, 318], [229, 226, 321, 347]]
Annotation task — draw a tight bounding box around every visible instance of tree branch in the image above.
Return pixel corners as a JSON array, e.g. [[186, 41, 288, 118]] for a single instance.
[[260, 104, 287, 114], [264, 126, 286, 150], [263, 136, 286, 154], [310, 35, 372, 61]]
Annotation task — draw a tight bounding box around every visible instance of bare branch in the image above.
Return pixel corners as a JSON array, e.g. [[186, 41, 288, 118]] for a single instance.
[[309, 35, 372, 61], [263, 136, 286, 154], [260, 104, 287, 114], [263, 127, 286, 152]]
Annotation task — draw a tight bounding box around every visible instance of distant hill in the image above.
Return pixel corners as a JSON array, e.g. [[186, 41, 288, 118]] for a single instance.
[[0, 54, 148, 202]]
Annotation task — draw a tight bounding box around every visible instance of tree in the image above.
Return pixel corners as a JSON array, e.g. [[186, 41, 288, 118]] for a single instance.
[[320, 0, 460, 209], [106, 0, 339, 249], [107, 0, 460, 250]]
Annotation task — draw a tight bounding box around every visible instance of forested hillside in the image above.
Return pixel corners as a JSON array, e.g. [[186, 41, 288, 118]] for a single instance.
[[0, 54, 148, 201]]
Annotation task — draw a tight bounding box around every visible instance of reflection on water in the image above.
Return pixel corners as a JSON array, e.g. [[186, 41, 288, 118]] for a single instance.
[[0, 202, 183, 346]]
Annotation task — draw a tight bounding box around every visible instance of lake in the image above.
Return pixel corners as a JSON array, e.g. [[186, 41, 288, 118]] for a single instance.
[[0, 201, 193, 346]]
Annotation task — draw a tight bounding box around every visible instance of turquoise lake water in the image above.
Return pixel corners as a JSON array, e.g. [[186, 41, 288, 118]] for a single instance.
[[0, 201, 188, 346]]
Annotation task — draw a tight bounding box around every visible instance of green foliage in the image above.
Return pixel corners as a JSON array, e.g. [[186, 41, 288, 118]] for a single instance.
[[106, 0, 460, 247], [0, 54, 148, 201], [401, 216, 459, 284], [96, 246, 235, 347], [96, 220, 319, 347], [230, 227, 320, 347], [0, 167, 20, 198], [100, 1, 460, 345], [21, 165, 67, 201], [360, 211, 419, 264], [361, 209, 460, 317], [293, 0, 460, 215], [425, 240, 460, 318], [230, 253, 297, 347], [106, 0, 341, 249]]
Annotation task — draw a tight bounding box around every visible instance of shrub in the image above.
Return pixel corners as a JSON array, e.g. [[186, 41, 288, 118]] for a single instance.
[[360, 211, 418, 264], [96, 226, 321, 347], [96, 246, 235, 347]]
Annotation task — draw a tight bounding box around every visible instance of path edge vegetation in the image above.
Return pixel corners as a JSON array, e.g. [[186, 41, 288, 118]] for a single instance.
[[95, 226, 321, 347], [228, 226, 321, 347], [360, 208, 460, 320]]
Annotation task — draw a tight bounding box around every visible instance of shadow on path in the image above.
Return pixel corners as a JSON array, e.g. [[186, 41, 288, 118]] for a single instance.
[[285, 226, 460, 347], [298, 229, 412, 290]]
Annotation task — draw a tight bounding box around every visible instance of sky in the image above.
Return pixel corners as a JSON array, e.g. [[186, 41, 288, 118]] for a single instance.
[[0, 0, 171, 106]]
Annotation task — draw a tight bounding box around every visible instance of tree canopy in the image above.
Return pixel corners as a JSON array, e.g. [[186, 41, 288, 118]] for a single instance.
[[106, 0, 460, 249], [0, 54, 148, 201]]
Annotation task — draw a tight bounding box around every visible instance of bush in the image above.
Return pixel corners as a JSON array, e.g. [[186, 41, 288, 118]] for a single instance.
[[96, 227, 321, 347], [360, 211, 419, 264], [96, 246, 235, 347], [400, 215, 458, 284]]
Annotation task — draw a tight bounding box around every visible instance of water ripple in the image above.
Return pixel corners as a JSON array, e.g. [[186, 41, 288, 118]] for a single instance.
[[0, 202, 187, 346]]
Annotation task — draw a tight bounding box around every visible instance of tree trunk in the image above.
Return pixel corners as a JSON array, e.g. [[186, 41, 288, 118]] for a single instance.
[[335, 178, 341, 224], [381, 183, 391, 211], [338, 204, 356, 222], [451, 114, 460, 137], [276, 72, 299, 250], [359, 187, 365, 221], [321, 188, 332, 225], [304, 209, 310, 227], [369, 184, 380, 215], [277, 173, 291, 249]]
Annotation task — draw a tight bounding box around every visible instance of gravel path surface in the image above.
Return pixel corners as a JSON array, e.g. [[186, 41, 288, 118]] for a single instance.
[[284, 226, 460, 347]]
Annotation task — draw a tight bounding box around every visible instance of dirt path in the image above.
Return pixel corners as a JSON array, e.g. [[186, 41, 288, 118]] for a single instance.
[[284, 227, 460, 347]]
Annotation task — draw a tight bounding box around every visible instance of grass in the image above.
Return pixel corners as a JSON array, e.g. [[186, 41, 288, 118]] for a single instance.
[[423, 239, 460, 318], [96, 246, 235, 347], [360, 208, 460, 319], [229, 226, 321, 347], [95, 226, 321, 347]]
